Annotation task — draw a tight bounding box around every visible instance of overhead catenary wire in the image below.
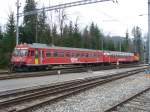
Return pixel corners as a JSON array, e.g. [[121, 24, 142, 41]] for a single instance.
[[16, 0, 117, 45], [19, 0, 114, 17]]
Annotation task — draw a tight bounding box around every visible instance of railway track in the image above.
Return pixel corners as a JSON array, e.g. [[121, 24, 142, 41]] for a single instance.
[[0, 67, 145, 112], [0, 64, 147, 80], [105, 87, 150, 112]]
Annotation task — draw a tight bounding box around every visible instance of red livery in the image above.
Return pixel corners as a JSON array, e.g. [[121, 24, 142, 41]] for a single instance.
[[10, 43, 139, 71]]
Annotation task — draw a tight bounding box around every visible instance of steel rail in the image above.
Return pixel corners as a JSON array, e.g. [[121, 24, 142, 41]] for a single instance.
[[104, 87, 150, 112], [0, 64, 147, 80], [0, 68, 145, 112]]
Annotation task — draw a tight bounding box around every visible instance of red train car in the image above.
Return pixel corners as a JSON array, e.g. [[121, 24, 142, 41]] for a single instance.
[[103, 51, 135, 63], [10, 43, 139, 71]]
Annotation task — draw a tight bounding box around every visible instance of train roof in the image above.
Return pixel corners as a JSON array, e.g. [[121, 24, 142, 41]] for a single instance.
[[16, 43, 134, 56], [16, 43, 100, 52]]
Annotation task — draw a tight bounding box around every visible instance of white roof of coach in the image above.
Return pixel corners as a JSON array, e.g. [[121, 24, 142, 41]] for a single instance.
[[29, 43, 99, 52], [103, 50, 134, 56], [28, 43, 134, 55]]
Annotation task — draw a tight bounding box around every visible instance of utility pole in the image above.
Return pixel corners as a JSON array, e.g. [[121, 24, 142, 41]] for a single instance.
[[49, 0, 54, 46], [101, 37, 104, 50], [16, 0, 20, 45], [119, 39, 121, 52], [148, 0, 150, 64], [35, 14, 38, 43]]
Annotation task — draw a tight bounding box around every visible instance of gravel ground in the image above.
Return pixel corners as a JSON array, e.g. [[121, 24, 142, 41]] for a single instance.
[[33, 72, 150, 112], [0, 66, 145, 92]]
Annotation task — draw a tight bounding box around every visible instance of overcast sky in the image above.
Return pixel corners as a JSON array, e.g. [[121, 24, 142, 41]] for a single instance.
[[0, 0, 148, 37]]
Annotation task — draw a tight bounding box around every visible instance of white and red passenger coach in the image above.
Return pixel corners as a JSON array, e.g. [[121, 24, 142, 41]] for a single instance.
[[10, 43, 139, 70]]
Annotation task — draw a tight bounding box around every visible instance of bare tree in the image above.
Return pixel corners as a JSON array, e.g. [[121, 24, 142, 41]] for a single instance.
[[56, 8, 67, 38]]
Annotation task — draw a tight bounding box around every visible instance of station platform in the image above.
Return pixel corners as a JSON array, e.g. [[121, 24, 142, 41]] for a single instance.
[[0, 67, 146, 93], [0, 69, 8, 73]]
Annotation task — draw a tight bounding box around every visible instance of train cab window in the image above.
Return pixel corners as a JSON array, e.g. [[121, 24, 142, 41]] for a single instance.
[[31, 51, 35, 56], [46, 52, 51, 57], [13, 49, 28, 56]]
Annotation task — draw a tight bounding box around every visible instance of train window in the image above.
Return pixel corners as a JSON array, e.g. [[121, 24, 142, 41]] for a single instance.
[[46, 52, 51, 57], [81, 53, 84, 57], [86, 53, 88, 57], [83, 53, 85, 57], [94, 53, 97, 57], [76, 53, 80, 57], [66, 52, 70, 57], [88, 53, 91, 57], [76, 53, 78, 57], [71, 53, 75, 57], [28, 50, 30, 56], [54, 51, 58, 57], [98, 53, 101, 57], [31, 51, 35, 56], [59, 52, 64, 57], [74, 53, 77, 57]]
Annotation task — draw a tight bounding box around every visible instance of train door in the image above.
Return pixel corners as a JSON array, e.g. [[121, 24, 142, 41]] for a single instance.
[[39, 50, 43, 64], [35, 49, 43, 65], [35, 49, 39, 64]]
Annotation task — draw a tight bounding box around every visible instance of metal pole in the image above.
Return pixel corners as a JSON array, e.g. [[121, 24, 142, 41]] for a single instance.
[[16, 0, 20, 45], [101, 38, 103, 50], [148, 0, 150, 64], [120, 39, 121, 52], [35, 14, 38, 43]]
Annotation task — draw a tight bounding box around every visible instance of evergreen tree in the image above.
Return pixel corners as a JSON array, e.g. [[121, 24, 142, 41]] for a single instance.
[[0, 26, 3, 40], [52, 24, 58, 46], [4, 12, 16, 52], [108, 38, 115, 51], [69, 21, 73, 38], [23, 0, 37, 43], [132, 26, 142, 59], [62, 24, 73, 47], [37, 7, 49, 44], [0, 26, 3, 67], [58, 21, 74, 47], [72, 22, 81, 48], [89, 22, 102, 49], [89, 22, 95, 49], [125, 30, 129, 51], [82, 26, 90, 49], [0, 12, 15, 67], [63, 24, 69, 38]]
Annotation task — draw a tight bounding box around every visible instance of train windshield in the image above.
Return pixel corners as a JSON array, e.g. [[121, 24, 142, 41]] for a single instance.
[[13, 49, 28, 56]]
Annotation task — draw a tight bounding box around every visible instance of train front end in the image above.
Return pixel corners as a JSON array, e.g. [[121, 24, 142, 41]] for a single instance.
[[10, 44, 29, 71]]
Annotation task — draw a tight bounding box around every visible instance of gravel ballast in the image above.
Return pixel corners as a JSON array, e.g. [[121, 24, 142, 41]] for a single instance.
[[33, 71, 150, 112]]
